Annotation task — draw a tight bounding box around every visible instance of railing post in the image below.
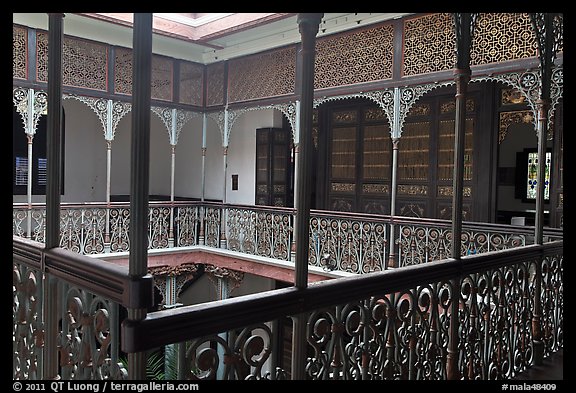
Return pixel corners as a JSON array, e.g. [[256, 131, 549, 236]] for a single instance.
[[169, 144, 176, 248], [530, 98, 549, 366], [198, 205, 205, 246], [388, 136, 400, 269], [26, 133, 34, 239]]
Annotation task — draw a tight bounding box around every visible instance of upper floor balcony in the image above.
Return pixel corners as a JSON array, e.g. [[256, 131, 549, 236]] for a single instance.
[[13, 12, 563, 383], [13, 200, 563, 381]]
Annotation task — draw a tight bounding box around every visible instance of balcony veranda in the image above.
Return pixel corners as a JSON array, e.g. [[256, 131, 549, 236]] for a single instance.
[[13, 201, 563, 380]]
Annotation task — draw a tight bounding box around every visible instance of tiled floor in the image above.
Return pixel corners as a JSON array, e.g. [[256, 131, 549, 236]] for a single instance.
[[513, 349, 563, 380]]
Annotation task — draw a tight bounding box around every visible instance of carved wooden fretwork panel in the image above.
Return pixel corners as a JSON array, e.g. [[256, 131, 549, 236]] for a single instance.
[[330, 198, 353, 212], [13, 26, 27, 80], [114, 49, 174, 100], [471, 13, 537, 66], [403, 13, 455, 76], [179, 61, 203, 106], [114, 48, 132, 96], [206, 62, 225, 107], [314, 24, 394, 89], [228, 46, 296, 103], [437, 203, 471, 221], [399, 202, 425, 218], [499, 110, 535, 144], [151, 55, 173, 102], [37, 32, 108, 91], [501, 88, 527, 106]]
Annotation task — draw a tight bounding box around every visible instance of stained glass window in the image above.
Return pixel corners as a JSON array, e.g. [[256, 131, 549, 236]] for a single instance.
[[526, 151, 551, 200]]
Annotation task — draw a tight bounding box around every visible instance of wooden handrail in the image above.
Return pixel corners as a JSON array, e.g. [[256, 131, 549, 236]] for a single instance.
[[122, 240, 562, 352]]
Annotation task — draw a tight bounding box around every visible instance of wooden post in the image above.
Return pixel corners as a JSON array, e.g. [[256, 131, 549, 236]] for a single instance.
[[127, 12, 153, 380], [291, 12, 323, 381], [43, 12, 64, 380]]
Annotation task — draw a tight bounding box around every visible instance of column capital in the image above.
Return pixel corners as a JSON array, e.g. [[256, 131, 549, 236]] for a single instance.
[[297, 13, 324, 29]]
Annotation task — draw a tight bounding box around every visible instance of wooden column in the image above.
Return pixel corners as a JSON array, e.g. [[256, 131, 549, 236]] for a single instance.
[[43, 12, 64, 380], [291, 12, 322, 381], [447, 13, 477, 380], [127, 12, 153, 380]]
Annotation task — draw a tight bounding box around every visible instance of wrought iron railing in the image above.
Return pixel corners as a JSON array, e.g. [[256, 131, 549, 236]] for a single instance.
[[12, 236, 152, 380], [13, 233, 562, 380], [13, 201, 562, 274], [121, 240, 563, 380]]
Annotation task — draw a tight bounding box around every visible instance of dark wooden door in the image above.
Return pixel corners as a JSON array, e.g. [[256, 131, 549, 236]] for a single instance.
[[324, 101, 391, 214], [255, 127, 294, 207]]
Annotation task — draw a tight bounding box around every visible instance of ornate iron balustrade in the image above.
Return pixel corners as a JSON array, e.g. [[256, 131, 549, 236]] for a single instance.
[[12, 236, 153, 380], [309, 211, 388, 273], [223, 204, 294, 260], [395, 216, 533, 266], [13, 202, 562, 274], [122, 241, 562, 380]]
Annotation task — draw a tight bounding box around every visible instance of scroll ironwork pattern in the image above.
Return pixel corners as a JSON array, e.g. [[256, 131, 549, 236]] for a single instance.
[[109, 208, 130, 253], [13, 263, 44, 380], [176, 206, 200, 247], [204, 206, 221, 248], [226, 207, 292, 260], [457, 261, 535, 380], [148, 206, 171, 249], [399, 225, 526, 266], [540, 253, 563, 357], [58, 284, 126, 379], [183, 324, 274, 380], [59, 208, 107, 254], [304, 284, 452, 380], [309, 216, 387, 273]]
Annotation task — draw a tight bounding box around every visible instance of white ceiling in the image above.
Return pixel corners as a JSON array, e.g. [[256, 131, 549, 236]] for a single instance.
[[13, 12, 413, 64]]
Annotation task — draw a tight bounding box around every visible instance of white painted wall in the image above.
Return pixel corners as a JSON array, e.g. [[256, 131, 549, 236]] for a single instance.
[[109, 110, 172, 199], [231, 272, 276, 298], [110, 114, 132, 197], [13, 98, 107, 204], [226, 109, 284, 205], [13, 104, 286, 207], [62, 99, 107, 203], [174, 116, 203, 199], [204, 118, 224, 201], [177, 274, 218, 306], [178, 270, 276, 306], [149, 114, 172, 197]]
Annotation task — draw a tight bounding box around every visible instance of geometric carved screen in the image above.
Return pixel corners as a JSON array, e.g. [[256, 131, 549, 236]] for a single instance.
[[403, 13, 455, 77], [151, 55, 173, 101], [206, 62, 225, 107], [471, 13, 537, 66], [179, 61, 204, 106], [114, 47, 132, 96], [227, 46, 296, 103], [13, 25, 27, 80], [315, 24, 394, 90], [37, 32, 108, 91], [115, 49, 175, 100]]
